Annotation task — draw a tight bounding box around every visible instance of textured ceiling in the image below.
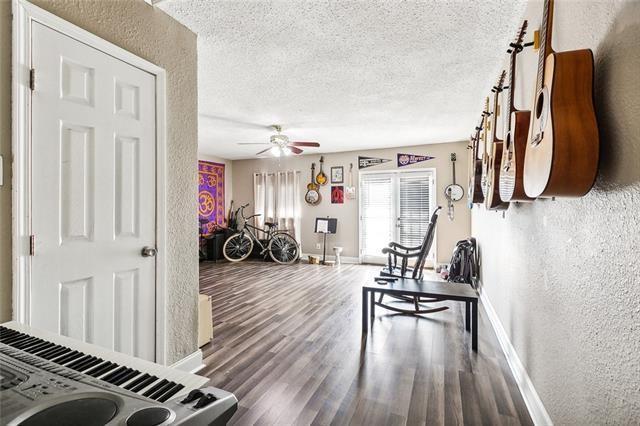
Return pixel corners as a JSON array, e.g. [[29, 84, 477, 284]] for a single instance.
[[159, 0, 527, 159]]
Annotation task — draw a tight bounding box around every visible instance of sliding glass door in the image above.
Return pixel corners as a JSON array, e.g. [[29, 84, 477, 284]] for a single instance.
[[359, 169, 435, 264]]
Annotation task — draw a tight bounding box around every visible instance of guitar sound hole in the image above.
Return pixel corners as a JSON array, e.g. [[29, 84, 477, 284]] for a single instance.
[[535, 90, 544, 119]]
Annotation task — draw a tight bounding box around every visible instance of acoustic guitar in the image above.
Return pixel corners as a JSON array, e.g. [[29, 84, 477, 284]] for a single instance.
[[480, 96, 492, 199], [468, 100, 490, 205], [523, 0, 599, 198], [305, 163, 321, 205], [499, 21, 534, 203], [315, 156, 328, 185], [484, 71, 509, 211]]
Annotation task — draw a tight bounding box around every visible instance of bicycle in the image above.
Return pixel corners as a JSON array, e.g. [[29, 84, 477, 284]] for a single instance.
[[222, 203, 300, 264]]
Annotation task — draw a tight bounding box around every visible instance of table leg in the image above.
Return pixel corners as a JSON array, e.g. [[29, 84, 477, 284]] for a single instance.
[[362, 288, 368, 336], [471, 300, 478, 351], [465, 301, 470, 332], [370, 290, 375, 321]]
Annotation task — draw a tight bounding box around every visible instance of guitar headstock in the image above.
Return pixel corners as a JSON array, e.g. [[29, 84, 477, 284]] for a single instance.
[[492, 71, 507, 93], [508, 20, 529, 53], [482, 97, 490, 116]]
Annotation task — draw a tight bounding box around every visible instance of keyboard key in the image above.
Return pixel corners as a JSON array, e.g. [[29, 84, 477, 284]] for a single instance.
[[149, 381, 177, 400], [113, 369, 140, 386], [66, 355, 93, 370], [124, 374, 151, 391], [102, 366, 128, 383], [157, 383, 185, 403], [86, 362, 117, 378], [54, 350, 83, 365], [131, 376, 160, 394], [143, 379, 169, 398]]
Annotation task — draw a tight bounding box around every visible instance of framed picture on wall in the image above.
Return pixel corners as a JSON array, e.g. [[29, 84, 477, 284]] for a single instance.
[[331, 186, 344, 204], [331, 166, 344, 184]]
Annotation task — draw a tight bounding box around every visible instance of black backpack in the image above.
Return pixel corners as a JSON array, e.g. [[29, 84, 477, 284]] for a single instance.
[[447, 238, 479, 286]]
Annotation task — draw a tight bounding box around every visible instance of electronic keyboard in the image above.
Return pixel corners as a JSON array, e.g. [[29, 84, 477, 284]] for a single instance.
[[0, 321, 237, 425]]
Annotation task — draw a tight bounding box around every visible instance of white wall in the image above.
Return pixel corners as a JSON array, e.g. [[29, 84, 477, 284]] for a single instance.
[[473, 0, 640, 423], [0, 0, 199, 365], [230, 141, 470, 263]]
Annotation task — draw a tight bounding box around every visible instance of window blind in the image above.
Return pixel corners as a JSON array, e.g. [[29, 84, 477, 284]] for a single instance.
[[360, 173, 394, 257], [399, 173, 432, 248]]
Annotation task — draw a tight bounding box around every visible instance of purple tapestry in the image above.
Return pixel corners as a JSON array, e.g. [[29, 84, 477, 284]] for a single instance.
[[198, 161, 225, 236]]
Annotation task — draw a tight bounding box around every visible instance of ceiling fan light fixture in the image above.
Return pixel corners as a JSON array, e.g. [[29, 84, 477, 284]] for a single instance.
[[270, 146, 281, 157]]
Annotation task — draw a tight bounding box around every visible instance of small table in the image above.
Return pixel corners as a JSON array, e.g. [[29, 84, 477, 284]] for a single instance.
[[362, 278, 479, 351]]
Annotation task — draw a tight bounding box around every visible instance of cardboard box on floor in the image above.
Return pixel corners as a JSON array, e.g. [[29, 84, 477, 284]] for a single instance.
[[198, 294, 213, 347]]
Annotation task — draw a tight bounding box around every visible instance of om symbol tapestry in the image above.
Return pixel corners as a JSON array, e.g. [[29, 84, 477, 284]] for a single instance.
[[198, 160, 225, 235]]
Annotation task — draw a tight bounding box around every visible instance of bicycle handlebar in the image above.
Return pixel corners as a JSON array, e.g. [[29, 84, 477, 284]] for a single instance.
[[238, 203, 255, 220]]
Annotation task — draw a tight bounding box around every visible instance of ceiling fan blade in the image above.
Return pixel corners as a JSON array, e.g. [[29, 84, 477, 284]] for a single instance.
[[256, 147, 273, 156], [237, 143, 271, 145], [289, 146, 304, 155], [289, 141, 320, 147]]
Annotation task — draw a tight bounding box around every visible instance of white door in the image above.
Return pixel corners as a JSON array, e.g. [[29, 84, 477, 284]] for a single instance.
[[30, 22, 157, 361], [360, 170, 435, 264]]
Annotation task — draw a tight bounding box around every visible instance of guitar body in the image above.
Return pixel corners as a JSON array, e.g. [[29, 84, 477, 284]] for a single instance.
[[524, 49, 599, 198], [469, 158, 484, 204], [316, 156, 328, 185], [500, 109, 533, 202], [480, 154, 490, 199], [485, 141, 509, 210]]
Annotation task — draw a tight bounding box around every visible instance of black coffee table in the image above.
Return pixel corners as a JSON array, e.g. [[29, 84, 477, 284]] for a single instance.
[[362, 278, 479, 351]]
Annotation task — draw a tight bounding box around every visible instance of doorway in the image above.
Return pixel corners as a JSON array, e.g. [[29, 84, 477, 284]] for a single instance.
[[359, 169, 436, 265], [13, 1, 167, 363]]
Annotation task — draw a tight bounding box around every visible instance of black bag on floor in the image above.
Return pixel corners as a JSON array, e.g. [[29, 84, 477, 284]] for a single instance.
[[447, 238, 479, 285]]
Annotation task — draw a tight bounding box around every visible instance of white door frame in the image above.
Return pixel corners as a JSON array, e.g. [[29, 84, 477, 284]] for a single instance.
[[358, 167, 437, 265], [12, 0, 169, 365]]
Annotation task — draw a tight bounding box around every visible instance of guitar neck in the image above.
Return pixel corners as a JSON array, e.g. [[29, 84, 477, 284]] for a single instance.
[[505, 52, 516, 132], [536, 0, 554, 93], [490, 88, 501, 142]]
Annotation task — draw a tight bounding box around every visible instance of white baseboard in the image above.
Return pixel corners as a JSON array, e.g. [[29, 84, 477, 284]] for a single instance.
[[301, 253, 360, 264], [170, 349, 205, 374], [478, 287, 553, 426]]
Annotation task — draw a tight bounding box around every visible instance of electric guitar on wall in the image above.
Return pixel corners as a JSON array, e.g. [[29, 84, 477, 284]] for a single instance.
[[485, 71, 509, 211], [523, 0, 599, 198], [315, 156, 328, 185], [499, 20, 534, 203]]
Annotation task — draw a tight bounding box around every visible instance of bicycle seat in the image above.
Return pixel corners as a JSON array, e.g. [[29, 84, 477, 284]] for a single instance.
[[264, 222, 277, 228]]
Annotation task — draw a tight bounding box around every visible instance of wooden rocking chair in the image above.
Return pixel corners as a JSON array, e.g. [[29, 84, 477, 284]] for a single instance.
[[376, 206, 447, 315]]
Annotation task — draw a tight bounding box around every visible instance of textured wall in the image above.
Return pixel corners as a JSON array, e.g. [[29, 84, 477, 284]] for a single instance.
[[0, 0, 199, 364], [231, 141, 470, 264], [473, 0, 640, 423], [0, 1, 12, 323]]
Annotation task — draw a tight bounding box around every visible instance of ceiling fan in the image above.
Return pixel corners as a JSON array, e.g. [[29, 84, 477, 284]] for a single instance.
[[237, 125, 320, 157]]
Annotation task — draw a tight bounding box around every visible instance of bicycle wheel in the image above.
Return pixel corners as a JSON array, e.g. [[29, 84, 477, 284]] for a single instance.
[[223, 233, 254, 262], [268, 233, 299, 264]]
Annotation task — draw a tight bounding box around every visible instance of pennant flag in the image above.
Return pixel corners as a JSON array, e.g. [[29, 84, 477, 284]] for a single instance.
[[358, 156, 391, 169], [397, 153, 435, 167]]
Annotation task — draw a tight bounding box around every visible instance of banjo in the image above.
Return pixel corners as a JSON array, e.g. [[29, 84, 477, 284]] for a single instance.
[[444, 153, 464, 220], [305, 163, 321, 205]]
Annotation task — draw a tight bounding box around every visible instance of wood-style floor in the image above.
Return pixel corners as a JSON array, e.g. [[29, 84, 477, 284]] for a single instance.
[[199, 261, 532, 426]]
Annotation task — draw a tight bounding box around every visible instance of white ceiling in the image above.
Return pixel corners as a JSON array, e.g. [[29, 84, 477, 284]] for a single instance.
[[158, 0, 527, 160]]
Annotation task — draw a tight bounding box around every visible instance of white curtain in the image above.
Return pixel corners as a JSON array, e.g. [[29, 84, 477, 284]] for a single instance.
[[253, 171, 301, 243]]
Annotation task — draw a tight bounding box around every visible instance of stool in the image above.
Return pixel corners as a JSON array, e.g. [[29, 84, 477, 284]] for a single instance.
[[333, 246, 344, 265]]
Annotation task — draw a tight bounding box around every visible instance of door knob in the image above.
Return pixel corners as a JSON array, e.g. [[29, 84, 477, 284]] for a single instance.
[[141, 246, 157, 257]]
